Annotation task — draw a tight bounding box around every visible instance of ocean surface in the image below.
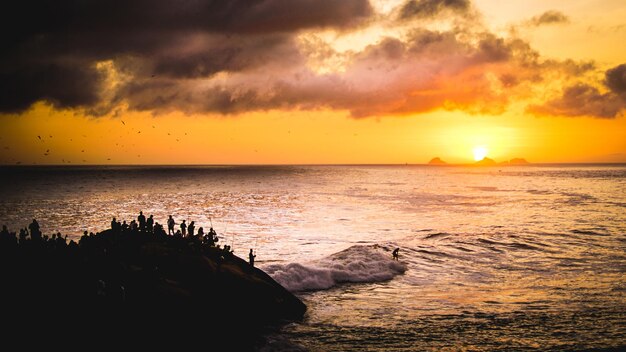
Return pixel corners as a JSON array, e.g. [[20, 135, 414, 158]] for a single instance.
[[1, 164, 625, 351]]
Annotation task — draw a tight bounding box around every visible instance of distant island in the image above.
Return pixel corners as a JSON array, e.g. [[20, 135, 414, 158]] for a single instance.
[[428, 157, 448, 165], [474, 157, 497, 166], [0, 216, 306, 344]]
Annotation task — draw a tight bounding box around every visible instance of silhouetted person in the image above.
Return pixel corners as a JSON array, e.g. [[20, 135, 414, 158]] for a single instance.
[[130, 220, 138, 232], [188, 221, 195, 237], [392, 248, 399, 261], [167, 216, 175, 235], [146, 215, 154, 233], [209, 227, 217, 239], [206, 227, 218, 246], [197, 227, 204, 237], [29, 219, 41, 241], [249, 249, 256, 267], [19, 228, 28, 243], [57, 233, 66, 247], [138, 211, 146, 231], [223, 245, 233, 259], [154, 222, 165, 236], [111, 217, 117, 231], [0, 225, 16, 247], [180, 220, 187, 236]]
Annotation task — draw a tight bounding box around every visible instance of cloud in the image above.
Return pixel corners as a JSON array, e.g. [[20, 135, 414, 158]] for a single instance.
[[149, 34, 304, 79], [605, 64, 626, 95], [397, 0, 470, 20], [6, 0, 373, 37], [0, 0, 609, 119], [528, 10, 569, 26], [527, 84, 624, 118], [0, 61, 105, 113], [0, 0, 372, 113], [114, 29, 580, 118], [527, 63, 626, 118]]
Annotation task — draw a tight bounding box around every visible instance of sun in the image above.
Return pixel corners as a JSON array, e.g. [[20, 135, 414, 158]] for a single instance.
[[473, 146, 488, 161]]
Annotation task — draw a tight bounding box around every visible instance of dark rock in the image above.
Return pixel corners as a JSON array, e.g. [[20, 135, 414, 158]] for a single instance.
[[509, 158, 529, 165], [0, 225, 306, 346], [428, 157, 447, 165], [474, 157, 497, 166]]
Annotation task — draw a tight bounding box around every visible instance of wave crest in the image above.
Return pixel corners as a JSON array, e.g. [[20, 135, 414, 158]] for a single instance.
[[264, 245, 407, 292]]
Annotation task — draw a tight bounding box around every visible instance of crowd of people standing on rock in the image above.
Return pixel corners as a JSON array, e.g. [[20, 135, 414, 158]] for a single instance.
[[0, 212, 255, 264], [1, 219, 73, 250], [110, 212, 223, 248], [0, 212, 269, 314]]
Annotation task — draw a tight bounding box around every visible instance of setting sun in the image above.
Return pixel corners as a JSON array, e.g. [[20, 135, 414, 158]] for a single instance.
[[473, 146, 489, 161]]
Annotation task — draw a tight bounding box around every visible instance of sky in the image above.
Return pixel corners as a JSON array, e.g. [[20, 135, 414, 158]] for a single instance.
[[1, 0, 625, 165]]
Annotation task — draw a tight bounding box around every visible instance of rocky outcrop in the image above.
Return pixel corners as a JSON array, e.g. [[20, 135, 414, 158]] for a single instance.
[[474, 157, 497, 166], [0, 226, 306, 342], [508, 158, 529, 165], [428, 157, 447, 165]]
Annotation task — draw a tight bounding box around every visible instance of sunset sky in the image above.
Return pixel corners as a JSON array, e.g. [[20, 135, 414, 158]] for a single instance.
[[1, 0, 625, 164]]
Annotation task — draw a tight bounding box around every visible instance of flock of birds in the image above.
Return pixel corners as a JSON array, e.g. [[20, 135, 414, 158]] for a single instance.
[[2, 120, 196, 165], [2, 119, 343, 165]]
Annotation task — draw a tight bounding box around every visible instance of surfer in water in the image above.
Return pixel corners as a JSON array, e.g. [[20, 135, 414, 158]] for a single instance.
[[392, 248, 399, 261]]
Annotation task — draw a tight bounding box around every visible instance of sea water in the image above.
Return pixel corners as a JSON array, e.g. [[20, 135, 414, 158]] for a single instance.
[[1, 165, 625, 351]]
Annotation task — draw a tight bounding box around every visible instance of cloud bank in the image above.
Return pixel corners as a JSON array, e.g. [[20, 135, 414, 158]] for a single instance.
[[1, 0, 623, 119], [528, 64, 626, 118]]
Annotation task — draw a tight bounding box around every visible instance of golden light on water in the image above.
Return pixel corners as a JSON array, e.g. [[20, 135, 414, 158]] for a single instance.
[[473, 146, 489, 161]]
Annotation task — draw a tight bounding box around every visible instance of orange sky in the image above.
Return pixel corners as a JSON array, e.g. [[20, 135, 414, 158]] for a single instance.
[[1, 0, 625, 164]]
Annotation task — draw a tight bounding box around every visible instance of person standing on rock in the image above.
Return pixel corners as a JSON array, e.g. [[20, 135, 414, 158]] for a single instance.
[[188, 221, 195, 237], [137, 211, 146, 231], [29, 219, 41, 241], [167, 215, 175, 235], [249, 248, 256, 267], [146, 215, 154, 233], [180, 220, 187, 236]]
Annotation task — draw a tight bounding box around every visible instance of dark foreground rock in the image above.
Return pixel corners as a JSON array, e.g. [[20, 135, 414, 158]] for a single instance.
[[0, 227, 305, 347]]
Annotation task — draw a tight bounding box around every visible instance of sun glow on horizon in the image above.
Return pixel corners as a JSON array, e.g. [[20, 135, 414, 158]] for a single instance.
[[473, 146, 489, 161]]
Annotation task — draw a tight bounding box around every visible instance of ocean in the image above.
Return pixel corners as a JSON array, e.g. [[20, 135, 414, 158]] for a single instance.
[[1, 165, 625, 351]]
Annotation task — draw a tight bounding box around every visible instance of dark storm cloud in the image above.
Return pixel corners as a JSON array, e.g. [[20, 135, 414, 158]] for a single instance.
[[528, 63, 626, 118], [398, 0, 470, 20], [4, 0, 373, 38], [0, 0, 372, 113], [529, 10, 569, 26], [0, 61, 104, 113], [150, 34, 303, 79], [605, 64, 626, 95]]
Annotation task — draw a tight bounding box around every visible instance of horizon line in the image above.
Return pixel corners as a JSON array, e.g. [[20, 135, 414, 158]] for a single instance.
[[1, 162, 626, 167]]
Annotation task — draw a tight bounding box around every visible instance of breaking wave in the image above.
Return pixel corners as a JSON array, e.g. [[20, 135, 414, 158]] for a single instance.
[[263, 245, 407, 292]]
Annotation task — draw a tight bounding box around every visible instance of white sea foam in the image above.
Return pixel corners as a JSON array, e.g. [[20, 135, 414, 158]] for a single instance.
[[263, 245, 407, 292]]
